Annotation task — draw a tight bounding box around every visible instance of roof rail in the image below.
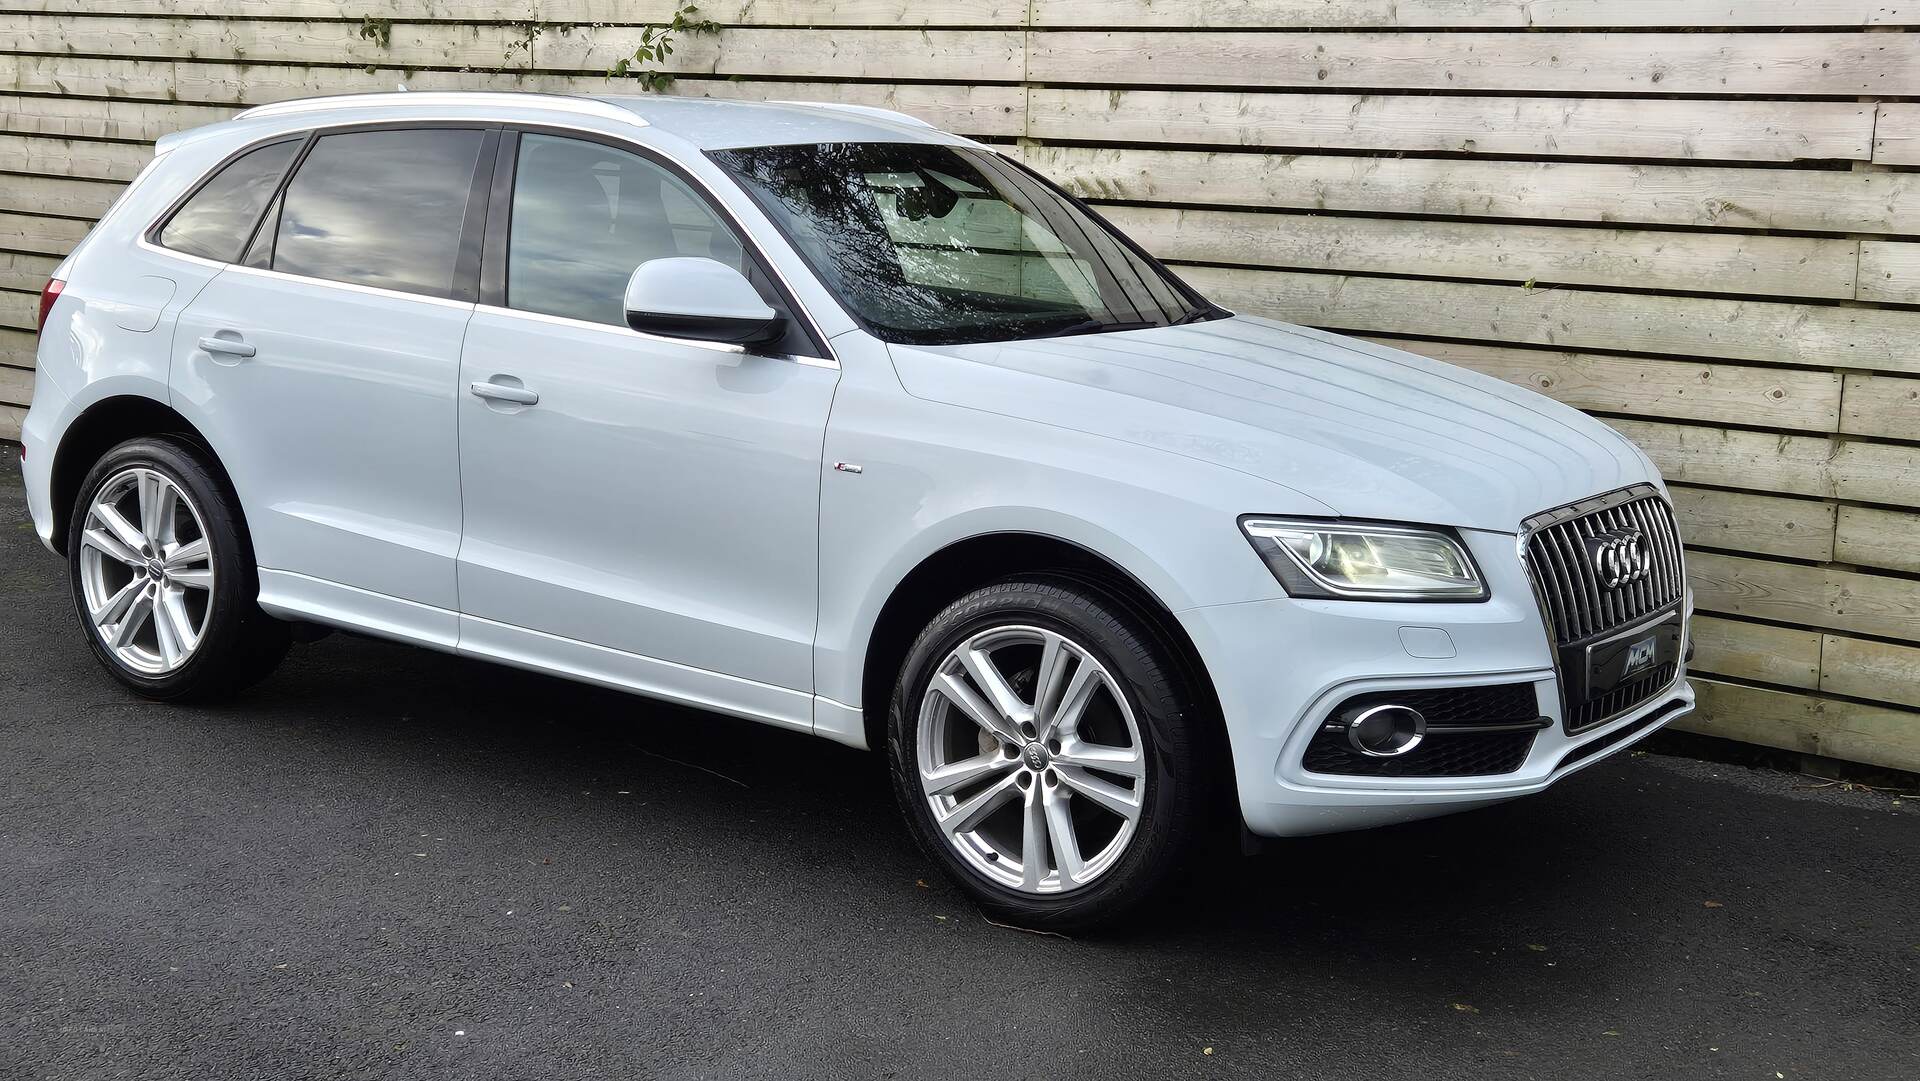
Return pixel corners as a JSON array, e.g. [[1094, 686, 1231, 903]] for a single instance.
[[769, 100, 935, 129], [236, 91, 647, 128]]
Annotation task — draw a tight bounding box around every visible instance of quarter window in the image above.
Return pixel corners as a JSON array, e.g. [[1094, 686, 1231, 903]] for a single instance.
[[272, 128, 485, 299], [507, 132, 747, 326], [157, 139, 301, 263]]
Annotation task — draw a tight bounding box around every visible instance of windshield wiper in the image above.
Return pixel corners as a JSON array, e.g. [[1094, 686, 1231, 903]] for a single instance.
[[1037, 318, 1162, 339]]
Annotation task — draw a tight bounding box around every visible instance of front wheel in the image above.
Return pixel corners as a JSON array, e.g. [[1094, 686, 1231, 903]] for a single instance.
[[67, 436, 289, 701], [887, 577, 1211, 930]]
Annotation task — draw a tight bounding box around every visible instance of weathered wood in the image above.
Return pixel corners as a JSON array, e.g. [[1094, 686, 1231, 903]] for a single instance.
[[0, 17, 1027, 84], [0, 252, 62, 294], [0, 363, 32, 406], [0, 134, 153, 183], [1856, 241, 1920, 304], [0, 327, 35, 369], [1178, 266, 1920, 375], [1841, 374, 1920, 440], [2, 57, 1028, 138], [1372, 338, 1842, 432], [1836, 506, 1920, 576], [1821, 635, 1920, 712], [0, 289, 39, 332], [1668, 487, 1837, 562], [1688, 550, 1920, 644], [7, 1, 1027, 24], [1606, 419, 1920, 508], [1104, 205, 1858, 299], [1872, 103, 1920, 166], [1687, 615, 1822, 690], [0, 174, 126, 221], [1032, 145, 1920, 236], [0, 213, 94, 259], [1032, 32, 1920, 97], [1, 403, 23, 442], [0, 95, 238, 142], [1031, 0, 1920, 28], [1680, 678, 1920, 774], [1028, 89, 1875, 162]]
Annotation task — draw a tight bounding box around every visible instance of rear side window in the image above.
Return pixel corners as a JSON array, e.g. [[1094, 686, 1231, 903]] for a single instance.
[[157, 139, 301, 263], [271, 128, 485, 299]]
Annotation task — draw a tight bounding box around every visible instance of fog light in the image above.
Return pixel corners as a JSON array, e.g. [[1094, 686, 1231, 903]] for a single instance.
[[1344, 704, 1427, 757]]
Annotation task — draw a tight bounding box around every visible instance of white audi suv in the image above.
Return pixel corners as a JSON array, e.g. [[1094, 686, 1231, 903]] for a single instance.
[[19, 92, 1694, 927]]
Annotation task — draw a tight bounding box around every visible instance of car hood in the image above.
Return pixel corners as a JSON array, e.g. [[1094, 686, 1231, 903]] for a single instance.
[[886, 315, 1655, 533]]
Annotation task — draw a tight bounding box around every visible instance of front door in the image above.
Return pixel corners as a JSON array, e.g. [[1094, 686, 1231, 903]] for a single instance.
[[453, 130, 838, 730]]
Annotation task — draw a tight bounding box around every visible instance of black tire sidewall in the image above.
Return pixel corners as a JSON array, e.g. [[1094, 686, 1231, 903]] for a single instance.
[[887, 578, 1204, 929], [66, 436, 268, 700]]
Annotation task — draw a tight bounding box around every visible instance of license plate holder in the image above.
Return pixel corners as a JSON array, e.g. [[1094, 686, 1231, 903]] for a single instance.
[[1566, 610, 1683, 704]]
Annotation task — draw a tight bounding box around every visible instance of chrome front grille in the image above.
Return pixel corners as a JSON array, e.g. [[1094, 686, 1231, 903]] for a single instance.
[[1521, 484, 1686, 732], [1523, 485, 1685, 647]]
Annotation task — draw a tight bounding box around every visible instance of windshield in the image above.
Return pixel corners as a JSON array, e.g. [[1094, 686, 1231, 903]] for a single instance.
[[709, 142, 1217, 346]]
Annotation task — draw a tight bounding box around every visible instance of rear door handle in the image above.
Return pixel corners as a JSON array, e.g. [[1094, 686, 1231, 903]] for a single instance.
[[469, 381, 539, 406], [198, 336, 256, 358]]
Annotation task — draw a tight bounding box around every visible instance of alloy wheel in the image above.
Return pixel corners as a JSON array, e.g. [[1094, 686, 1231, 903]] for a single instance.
[[916, 625, 1147, 894], [77, 466, 216, 675]]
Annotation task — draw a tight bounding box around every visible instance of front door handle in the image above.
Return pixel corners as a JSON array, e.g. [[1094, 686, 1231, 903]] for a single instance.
[[469, 380, 539, 406], [198, 335, 256, 358]]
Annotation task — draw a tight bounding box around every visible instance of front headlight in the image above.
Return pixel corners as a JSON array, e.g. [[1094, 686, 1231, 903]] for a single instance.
[[1239, 518, 1487, 601]]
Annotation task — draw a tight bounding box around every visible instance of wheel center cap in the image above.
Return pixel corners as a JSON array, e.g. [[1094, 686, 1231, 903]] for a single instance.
[[145, 558, 166, 581], [1022, 742, 1049, 771]]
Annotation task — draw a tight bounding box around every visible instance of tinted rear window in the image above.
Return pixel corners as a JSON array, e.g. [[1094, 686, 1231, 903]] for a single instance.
[[272, 128, 485, 299], [158, 139, 301, 263]]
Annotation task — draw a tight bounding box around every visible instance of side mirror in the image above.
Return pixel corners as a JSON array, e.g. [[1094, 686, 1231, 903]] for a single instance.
[[623, 257, 785, 347]]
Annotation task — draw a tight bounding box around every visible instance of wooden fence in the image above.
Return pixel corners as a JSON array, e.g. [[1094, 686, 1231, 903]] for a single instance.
[[4, 1, 1919, 772]]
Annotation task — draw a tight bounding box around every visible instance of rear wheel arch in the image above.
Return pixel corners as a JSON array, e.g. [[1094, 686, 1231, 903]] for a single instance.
[[50, 395, 231, 556]]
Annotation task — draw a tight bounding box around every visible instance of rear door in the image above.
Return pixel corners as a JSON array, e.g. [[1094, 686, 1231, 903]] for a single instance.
[[169, 125, 495, 643]]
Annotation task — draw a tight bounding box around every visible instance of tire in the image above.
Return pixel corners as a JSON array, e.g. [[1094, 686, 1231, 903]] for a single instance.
[[887, 576, 1210, 930], [66, 435, 290, 701]]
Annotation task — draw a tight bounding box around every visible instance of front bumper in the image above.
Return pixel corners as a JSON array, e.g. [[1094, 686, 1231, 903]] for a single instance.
[[1179, 527, 1695, 838]]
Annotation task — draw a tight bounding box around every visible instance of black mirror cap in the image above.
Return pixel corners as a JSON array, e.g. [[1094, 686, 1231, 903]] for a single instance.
[[624, 308, 788, 347]]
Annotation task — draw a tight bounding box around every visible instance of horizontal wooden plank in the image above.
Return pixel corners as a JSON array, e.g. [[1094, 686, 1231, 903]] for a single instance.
[[1604, 419, 1920, 508], [1821, 635, 1920, 712], [1687, 615, 1822, 690], [1178, 266, 1920, 375], [1, 403, 24, 442], [0, 327, 36, 369], [1031, 0, 1920, 28], [1029, 89, 1874, 162], [1873, 103, 1920, 167], [2, 57, 1027, 138], [0, 135, 152, 183], [0, 253, 62, 294], [0, 95, 238, 142], [1032, 32, 1920, 97], [12, 1, 1024, 21], [0, 17, 1027, 84], [1842, 374, 1920, 440], [1689, 550, 1920, 644], [0, 174, 125, 221], [1857, 241, 1920, 305], [0, 290, 39, 332], [1375, 339, 1841, 432], [0, 364, 32, 406], [1031, 145, 1920, 236], [0, 213, 94, 260], [1106, 205, 1857, 299], [1680, 678, 1920, 774], [1669, 486, 1837, 562], [1837, 506, 1920, 576]]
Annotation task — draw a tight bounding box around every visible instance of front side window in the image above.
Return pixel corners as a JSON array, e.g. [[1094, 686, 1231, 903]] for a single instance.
[[507, 132, 746, 326], [710, 142, 1212, 346], [272, 128, 485, 299], [157, 139, 301, 263]]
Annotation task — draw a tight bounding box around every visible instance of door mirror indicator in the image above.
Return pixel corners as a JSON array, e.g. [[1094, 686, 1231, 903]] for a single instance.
[[623, 257, 785, 346]]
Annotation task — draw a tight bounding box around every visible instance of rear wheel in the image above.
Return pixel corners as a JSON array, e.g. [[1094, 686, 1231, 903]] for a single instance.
[[888, 577, 1209, 930], [67, 436, 289, 700]]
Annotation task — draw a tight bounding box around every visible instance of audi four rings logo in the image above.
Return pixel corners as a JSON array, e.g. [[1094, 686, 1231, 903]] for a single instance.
[[1585, 527, 1652, 589]]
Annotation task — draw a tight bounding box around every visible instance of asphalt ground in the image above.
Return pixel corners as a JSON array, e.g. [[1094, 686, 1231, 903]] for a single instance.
[[2, 443, 1916, 1080]]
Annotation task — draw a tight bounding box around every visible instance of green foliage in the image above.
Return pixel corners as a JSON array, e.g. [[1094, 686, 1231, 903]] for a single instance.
[[607, 4, 720, 92], [356, 14, 392, 50]]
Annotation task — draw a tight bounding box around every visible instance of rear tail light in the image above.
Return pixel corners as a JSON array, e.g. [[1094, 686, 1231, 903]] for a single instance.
[[37, 278, 65, 334]]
